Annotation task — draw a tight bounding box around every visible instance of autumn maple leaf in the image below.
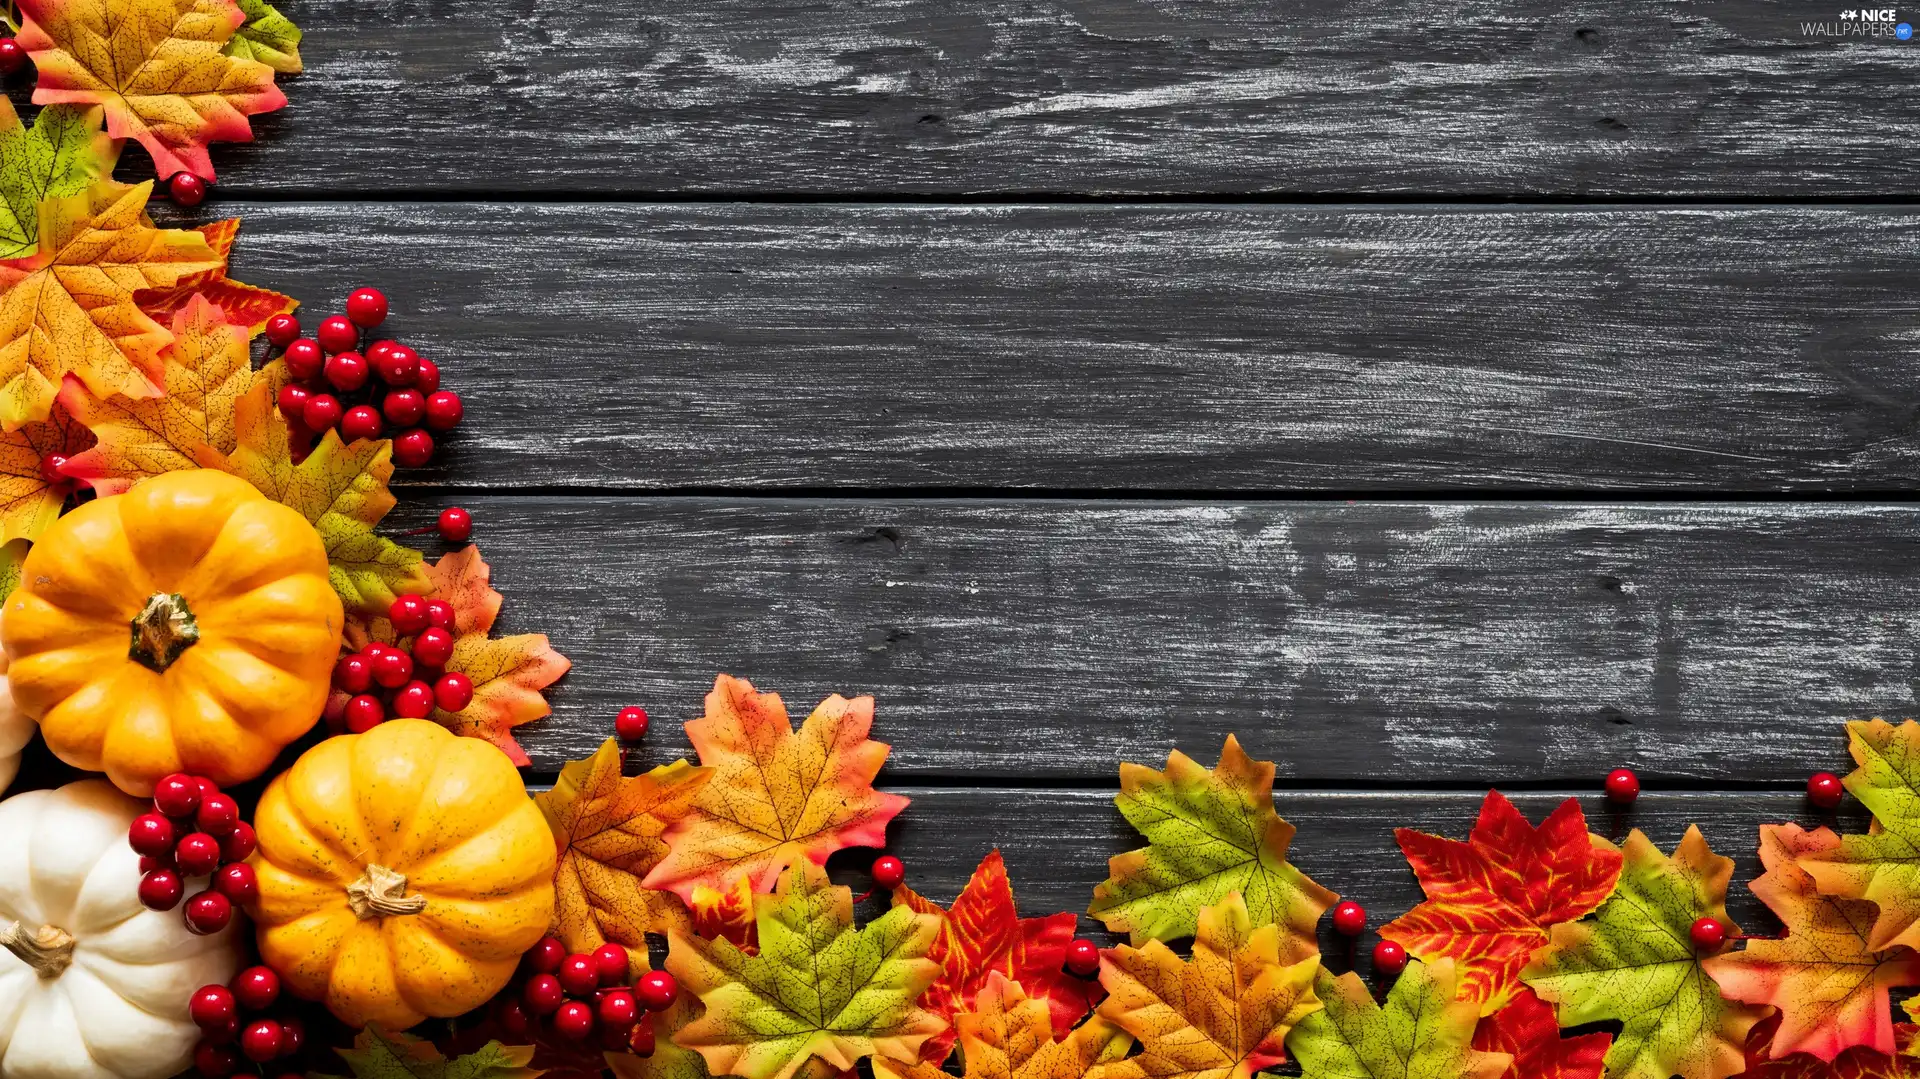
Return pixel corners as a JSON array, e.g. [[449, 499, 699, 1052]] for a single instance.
[[890, 849, 1098, 1064], [0, 179, 220, 429], [0, 396, 91, 543], [1287, 959, 1510, 1079], [875, 973, 1131, 1079], [19, 0, 285, 181], [321, 1026, 542, 1079], [0, 100, 114, 259], [535, 738, 713, 962], [665, 860, 944, 1079], [136, 219, 295, 333], [224, 0, 302, 74], [1522, 826, 1768, 1079], [1379, 790, 1622, 1014], [690, 873, 756, 952], [1802, 719, 1920, 953], [609, 996, 717, 1079], [1470, 987, 1608, 1079], [1089, 735, 1335, 950], [642, 674, 910, 904]]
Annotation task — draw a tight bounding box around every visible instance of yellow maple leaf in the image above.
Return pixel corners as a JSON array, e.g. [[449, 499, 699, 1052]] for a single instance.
[[876, 973, 1131, 1079], [0, 399, 91, 544], [0, 179, 220, 429]]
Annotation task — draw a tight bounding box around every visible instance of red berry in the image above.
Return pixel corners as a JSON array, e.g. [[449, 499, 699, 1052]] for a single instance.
[[410, 627, 454, 668], [175, 832, 222, 876], [168, 173, 208, 208], [277, 384, 311, 420], [154, 772, 202, 818], [264, 313, 300, 347], [598, 989, 639, 1029], [1372, 939, 1407, 976], [38, 453, 70, 490], [1332, 901, 1367, 936], [425, 598, 456, 628], [140, 869, 185, 910], [424, 391, 463, 431], [196, 777, 220, 797], [139, 854, 170, 874], [195, 1042, 241, 1077], [346, 287, 389, 328], [344, 694, 385, 733], [0, 39, 28, 78], [232, 965, 280, 1010], [324, 351, 369, 392], [283, 339, 323, 380], [371, 648, 414, 689], [195, 793, 238, 837], [527, 936, 566, 974], [1690, 916, 1727, 952], [636, 969, 678, 1012], [220, 821, 257, 863], [316, 315, 358, 354], [524, 974, 565, 1015], [497, 998, 533, 1040], [559, 953, 600, 997], [278, 1018, 305, 1059], [433, 672, 474, 712], [184, 890, 233, 935], [382, 388, 426, 426], [615, 706, 649, 742], [240, 1020, 283, 1063], [871, 855, 905, 890], [553, 1000, 595, 1040], [1063, 939, 1099, 977], [129, 812, 177, 857], [389, 593, 430, 634], [341, 404, 384, 442], [629, 1022, 655, 1056], [214, 862, 258, 905], [393, 427, 434, 468], [1809, 771, 1845, 809], [391, 680, 434, 719], [1605, 767, 1640, 804], [414, 356, 441, 394], [302, 393, 342, 432], [438, 506, 472, 543], [190, 985, 237, 1030], [334, 653, 373, 693], [598, 1021, 636, 1054], [381, 344, 419, 387], [592, 943, 630, 986]]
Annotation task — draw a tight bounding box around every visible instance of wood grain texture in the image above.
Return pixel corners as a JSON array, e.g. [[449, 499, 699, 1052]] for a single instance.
[[166, 0, 1918, 195], [393, 495, 1917, 781], [209, 202, 1920, 491]]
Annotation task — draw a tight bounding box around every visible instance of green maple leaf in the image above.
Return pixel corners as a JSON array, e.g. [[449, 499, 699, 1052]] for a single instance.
[[0, 100, 115, 259], [1089, 735, 1336, 949], [665, 860, 945, 1079], [1801, 719, 1920, 953], [313, 1027, 541, 1079], [223, 0, 303, 74], [1286, 958, 1510, 1079], [1521, 826, 1767, 1079], [210, 380, 428, 615]]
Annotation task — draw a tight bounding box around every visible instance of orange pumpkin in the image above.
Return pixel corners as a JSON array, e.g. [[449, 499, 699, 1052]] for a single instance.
[[248, 720, 558, 1030], [1, 470, 341, 795]]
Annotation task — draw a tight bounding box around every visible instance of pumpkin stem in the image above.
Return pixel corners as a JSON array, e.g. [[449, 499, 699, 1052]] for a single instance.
[[346, 864, 428, 920], [0, 919, 75, 979], [128, 592, 199, 672]]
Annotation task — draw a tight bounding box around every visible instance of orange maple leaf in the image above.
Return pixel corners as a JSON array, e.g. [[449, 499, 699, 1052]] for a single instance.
[[0, 179, 220, 429], [1471, 987, 1609, 1079], [875, 973, 1132, 1079], [136, 219, 295, 332], [1736, 1015, 1920, 1078], [690, 871, 757, 952], [0, 398, 91, 543], [19, 0, 286, 181], [641, 674, 910, 904]]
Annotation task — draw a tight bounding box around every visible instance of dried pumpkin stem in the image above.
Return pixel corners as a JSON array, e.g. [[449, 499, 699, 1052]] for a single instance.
[[346, 864, 428, 920], [128, 592, 199, 672], [0, 919, 75, 979]]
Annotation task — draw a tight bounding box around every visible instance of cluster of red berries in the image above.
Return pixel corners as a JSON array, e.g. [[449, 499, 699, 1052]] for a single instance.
[[129, 773, 257, 935], [264, 288, 463, 467], [497, 939, 677, 1053], [189, 966, 307, 1077], [332, 592, 473, 732]]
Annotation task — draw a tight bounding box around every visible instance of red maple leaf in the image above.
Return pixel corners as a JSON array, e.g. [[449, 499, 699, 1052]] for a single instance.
[[1471, 987, 1609, 1079], [1734, 1014, 1920, 1078]]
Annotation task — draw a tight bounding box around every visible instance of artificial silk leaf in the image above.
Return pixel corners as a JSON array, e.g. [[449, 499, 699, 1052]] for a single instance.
[[875, 973, 1131, 1079], [137, 219, 295, 333], [536, 737, 713, 961], [1704, 822, 1920, 1061], [0, 179, 220, 428], [1521, 826, 1767, 1079], [1469, 987, 1608, 1079], [0, 398, 91, 543], [1379, 790, 1622, 1014], [216, 379, 429, 614], [691, 872, 757, 952], [642, 674, 910, 904], [18, 0, 286, 181], [1286, 959, 1509, 1079], [0, 538, 26, 599], [1087, 892, 1320, 1079], [1735, 1015, 1920, 1078], [891, 849, 1097, 1063], [1802, 719, 1920, 953], [223, 0, 302, 73], [60, 293, 266, 494], [1088, 734, 1335, 949], [316, 1026, 542, 1079], [0, 100, 114, 259], [610, 997, 716, 1079], [665, 860, 944, 1079]]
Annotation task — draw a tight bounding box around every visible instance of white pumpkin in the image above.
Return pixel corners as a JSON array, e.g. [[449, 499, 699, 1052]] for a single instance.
[[0, 781, 242, 1079], [0, 608, 32, 793]]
